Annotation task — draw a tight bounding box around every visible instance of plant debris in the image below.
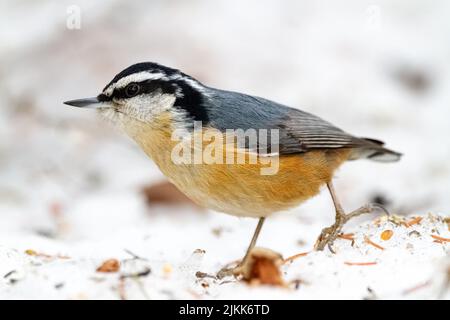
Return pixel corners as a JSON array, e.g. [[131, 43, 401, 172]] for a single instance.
[[431, 234, 450, 243], [344, 261, 378, 266], [283, 251, 309, 264], [96, 259, 120, 273], [239, 247, 285, 286], [445, 217, 450, 231], [24, 249, 70, 260], [364, 236, 385, 250], [403, 216, 423, 227], [402, 280, 431, 295], [120, 267, 151, 279], [338, 233, 355, 241], [380, 230, 394, 241]]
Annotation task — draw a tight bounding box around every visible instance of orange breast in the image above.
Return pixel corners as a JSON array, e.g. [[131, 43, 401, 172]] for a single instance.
[[124, 113, 351, 217]]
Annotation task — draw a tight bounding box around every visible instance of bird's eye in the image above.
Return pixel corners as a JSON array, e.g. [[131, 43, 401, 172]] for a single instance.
[[125, 83, 140, 97]]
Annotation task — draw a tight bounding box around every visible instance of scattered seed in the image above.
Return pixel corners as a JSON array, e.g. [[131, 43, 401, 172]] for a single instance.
[[25, 249, 38, 256], [380, 230, 394, 241], [162, 263, 173, 276]]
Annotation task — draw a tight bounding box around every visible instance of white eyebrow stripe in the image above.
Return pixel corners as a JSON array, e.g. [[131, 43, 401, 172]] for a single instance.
[[169, 74, 206, 94], [103, 71, 168, 96]]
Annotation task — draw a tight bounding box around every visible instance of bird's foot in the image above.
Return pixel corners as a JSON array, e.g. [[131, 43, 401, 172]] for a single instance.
[[216, 265, 243, 280], [314, 203, 389, 253]]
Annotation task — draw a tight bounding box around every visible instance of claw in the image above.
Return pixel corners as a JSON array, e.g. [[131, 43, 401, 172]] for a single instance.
[[369, 203, 390, 216]]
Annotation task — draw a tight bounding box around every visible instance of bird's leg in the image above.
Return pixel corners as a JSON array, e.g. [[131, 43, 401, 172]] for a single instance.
[[217, 217, 266, 279], [314, 181, 389, 252]]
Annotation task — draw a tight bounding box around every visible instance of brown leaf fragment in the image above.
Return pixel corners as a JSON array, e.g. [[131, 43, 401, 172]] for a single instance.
[[96, 259, 120, 273], [239, 247, 285, 286]]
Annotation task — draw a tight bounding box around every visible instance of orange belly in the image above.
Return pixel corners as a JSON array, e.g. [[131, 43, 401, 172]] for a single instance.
[[176, 149, 350, 217], [124, 113, 351, 217]]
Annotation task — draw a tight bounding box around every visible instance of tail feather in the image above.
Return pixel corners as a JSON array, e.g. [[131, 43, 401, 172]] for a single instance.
[[349, 137, 402, 162]]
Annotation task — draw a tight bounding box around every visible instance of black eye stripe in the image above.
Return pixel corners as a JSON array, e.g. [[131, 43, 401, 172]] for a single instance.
[[103, 77, 209, 125], [111, 80, 177, 99]]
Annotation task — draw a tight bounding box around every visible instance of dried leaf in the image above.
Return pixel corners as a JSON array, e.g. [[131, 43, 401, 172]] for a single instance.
[[97, 259, 120, 273], [239, 247, 285, 286]]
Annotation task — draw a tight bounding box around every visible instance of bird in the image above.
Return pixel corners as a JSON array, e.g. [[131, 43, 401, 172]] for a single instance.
[[65, 62, 401, 278]]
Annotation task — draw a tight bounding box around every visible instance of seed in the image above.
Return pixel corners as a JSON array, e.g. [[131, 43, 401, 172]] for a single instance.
[[380, 230, 394, 241]]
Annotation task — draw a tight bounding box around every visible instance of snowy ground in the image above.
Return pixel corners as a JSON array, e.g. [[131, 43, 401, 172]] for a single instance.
[[1, 0, 449, 299], [0, 210, 449, 299]]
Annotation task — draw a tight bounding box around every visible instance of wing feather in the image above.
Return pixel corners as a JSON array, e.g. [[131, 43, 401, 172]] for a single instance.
[[206, 88, 385, 155]]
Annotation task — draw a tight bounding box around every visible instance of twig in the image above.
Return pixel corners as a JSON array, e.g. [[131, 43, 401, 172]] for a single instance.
[[403, 280, 431, 295], [118, 277, 127, 300], [25, 249, 70, 260], [338, 233, 354, 241], [364, 236, 385, 250], [283, 251, 309, 264], [344, 261, 377, 266], [403, 216, 423, 228], [124, 249, 147, 261], [120, 267, 151, 279], [431, 235, 450, 243]]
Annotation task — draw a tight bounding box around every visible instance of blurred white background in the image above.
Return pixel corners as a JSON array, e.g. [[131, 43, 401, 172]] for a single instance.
[[0, 0, 449, 299]]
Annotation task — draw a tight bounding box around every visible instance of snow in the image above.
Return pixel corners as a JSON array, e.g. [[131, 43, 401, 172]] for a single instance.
[[0, 211, 448, 299], [0, 0, 449, 299]]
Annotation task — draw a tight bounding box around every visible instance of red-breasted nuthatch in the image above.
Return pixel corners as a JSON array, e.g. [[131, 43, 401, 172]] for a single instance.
[[65, 62, 401, 278]]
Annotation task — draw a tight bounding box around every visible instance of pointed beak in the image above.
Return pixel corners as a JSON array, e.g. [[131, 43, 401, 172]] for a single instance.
[[64, 97, 103, 108]]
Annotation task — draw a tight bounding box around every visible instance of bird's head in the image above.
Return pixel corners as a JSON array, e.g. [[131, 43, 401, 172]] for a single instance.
[[64, 62, 209, 130]]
